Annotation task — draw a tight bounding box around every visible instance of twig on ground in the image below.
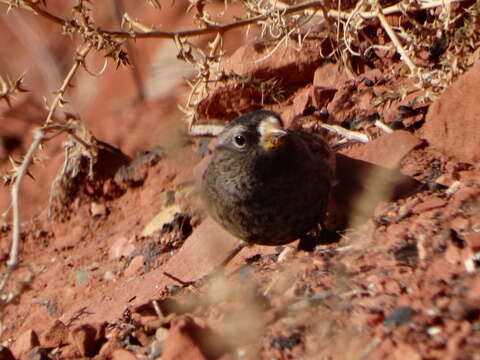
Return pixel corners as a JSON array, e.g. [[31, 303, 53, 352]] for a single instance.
[[374, 120, 394, 134], [319, 123, 371, 143], [163, 271, 195, 287]]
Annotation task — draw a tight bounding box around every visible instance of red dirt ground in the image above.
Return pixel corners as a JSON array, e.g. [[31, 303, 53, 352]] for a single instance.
[[0, 2, 480, 360]]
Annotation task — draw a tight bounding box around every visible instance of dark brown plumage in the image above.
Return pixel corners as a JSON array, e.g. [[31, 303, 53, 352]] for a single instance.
[[201, 110, 335, 247]]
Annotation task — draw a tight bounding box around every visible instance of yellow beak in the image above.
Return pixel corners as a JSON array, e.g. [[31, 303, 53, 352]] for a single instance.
[[260, 123, 288, 150]]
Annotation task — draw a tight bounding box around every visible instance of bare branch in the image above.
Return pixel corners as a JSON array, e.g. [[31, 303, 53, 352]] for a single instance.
[[0, 0, 468, 42], [319, 123, 370, 143], [0, 129, 45, 293], [45, 42, 92, 124]]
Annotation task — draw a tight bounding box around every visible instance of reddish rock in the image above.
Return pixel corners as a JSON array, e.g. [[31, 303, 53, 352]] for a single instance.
[[109, 236, 136, 260], [342, 130, 424, 169], [449, 217, 470, 234], [466, 232, 480, 251], [383, 279, 402, 295], [412, 197, 447, 214], [112, 349, 138, 360], [90, 202, 107, 217], [467, 278, 480, 299], [393, 343, 421, 360], [312, 86, 337, 109], [357, 69, 383, 85], [162, 316, 208, 360], [42, 320, 69, 348], [327, 82, 357, 122], [313, 63, 348, 88], [224, 40, 328, 86], [292, 86, 312, 117], [98, 340, 122, 358], [57, 344, 79, 359], [124, 256, 145, 278], [421, 64, 480, 163], [160, 218, 237, 281], [445, 244, 463, 265], [69, 323, 106, 357], [11, 329, 39, 358]]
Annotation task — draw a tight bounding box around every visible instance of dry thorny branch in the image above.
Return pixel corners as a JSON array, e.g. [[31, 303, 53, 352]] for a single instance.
[[0, 0, 477, 301], [0, 74, 27, 108], [0, 39, 95, 301]]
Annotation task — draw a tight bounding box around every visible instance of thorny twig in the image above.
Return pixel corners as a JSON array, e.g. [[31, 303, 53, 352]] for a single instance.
[[269, 0, 469, 20], [0, 74, 27, 107], [0, 42, 94, 297], [45, 42, 92, 124], [112, 0, 145, 101], [0, 129, 44, 293], [1, 0, 470, 41], [0, 120, 92, 296]]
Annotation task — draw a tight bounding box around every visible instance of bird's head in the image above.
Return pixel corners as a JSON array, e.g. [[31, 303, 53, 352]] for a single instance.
[[216, 110, 288, 155]]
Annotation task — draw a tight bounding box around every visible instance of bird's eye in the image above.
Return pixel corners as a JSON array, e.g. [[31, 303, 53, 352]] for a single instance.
[[233, 135, 246, 148]]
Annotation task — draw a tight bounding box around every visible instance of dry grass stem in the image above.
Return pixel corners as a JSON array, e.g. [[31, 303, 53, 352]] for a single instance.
[[375, 4, 418, 76]]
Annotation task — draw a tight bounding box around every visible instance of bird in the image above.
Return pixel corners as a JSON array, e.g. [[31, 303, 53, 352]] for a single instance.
[[201, 109, 336, 264]]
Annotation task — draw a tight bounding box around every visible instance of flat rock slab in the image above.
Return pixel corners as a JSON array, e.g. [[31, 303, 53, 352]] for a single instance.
[[60, 218, 275, 325], [421, 63, 480, 163], [342, 130, 424, 169]]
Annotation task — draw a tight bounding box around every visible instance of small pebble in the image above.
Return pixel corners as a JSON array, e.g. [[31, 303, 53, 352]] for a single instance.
[[383, 306, 416, 327], [271, 333, 302, 350], [364, 79, 374, 86], [104, 270, 116, 281], [427, 326, 442, 336], [465, 252, 480, 273], [75, 268, 89, 285], [90, 202, 107, 217]]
